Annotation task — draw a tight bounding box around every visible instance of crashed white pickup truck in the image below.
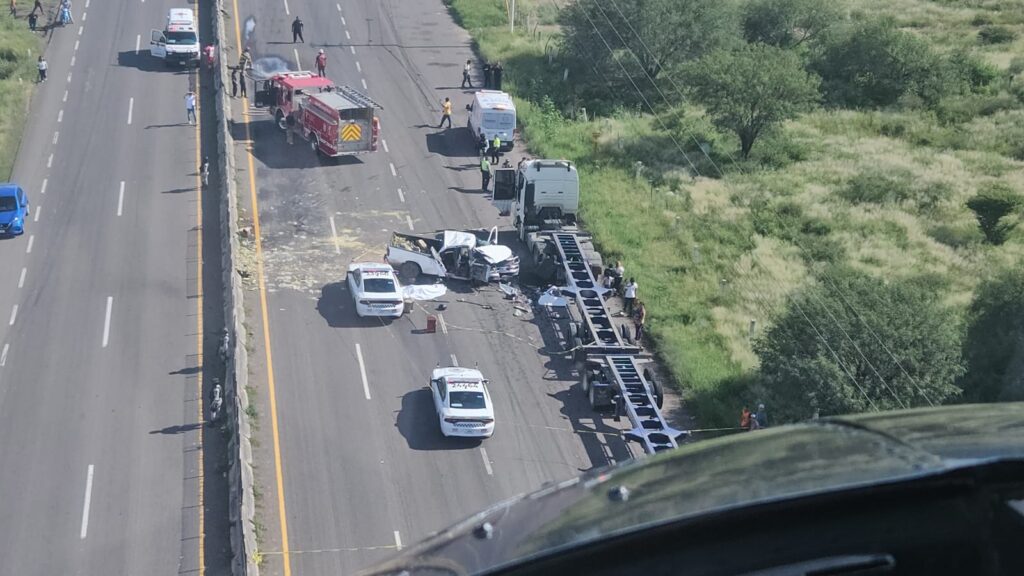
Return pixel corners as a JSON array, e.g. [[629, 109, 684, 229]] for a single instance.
[[386, 228, 520, 283]]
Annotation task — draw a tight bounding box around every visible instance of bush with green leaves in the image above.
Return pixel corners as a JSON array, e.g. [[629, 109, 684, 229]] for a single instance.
[[684, 43, 820, 157], [810, 19, 947, 108], [977, 25, 1017, 45], [755, 269, 964, 423], [960, 268, 1024, 402], [742, 0, 842, 48], [838, 168, 913, 205], [965, 182, 1022, 245]]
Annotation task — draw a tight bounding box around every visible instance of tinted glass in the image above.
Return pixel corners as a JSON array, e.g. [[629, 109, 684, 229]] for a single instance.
[[448, 391, 486, 409], [0, 197, 16, 211], [166, 31, 197, 44], [363, 278, 397, 293]]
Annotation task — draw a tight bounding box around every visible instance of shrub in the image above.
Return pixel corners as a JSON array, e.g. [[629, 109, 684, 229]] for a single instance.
[[927, 223, 984, 248], [970, 13, 992, 27], [945, 49, 1000, 94], [1009, 57, 1024, 76], [966, 181, 1022, 244], [838, 169, 914, 205], [960, 268, 1024, 402], [978, 25, 1017, 45], [748, 128, 812, 169]]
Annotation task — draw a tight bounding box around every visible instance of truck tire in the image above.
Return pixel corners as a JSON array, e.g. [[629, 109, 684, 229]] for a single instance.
[[276, 111, 287, 131], [588, 382, 599, 410], [620, 324, 634, 345], [643, 368, 664, 409], [310, 135, 323, 158], [399, 261, 421, 282]]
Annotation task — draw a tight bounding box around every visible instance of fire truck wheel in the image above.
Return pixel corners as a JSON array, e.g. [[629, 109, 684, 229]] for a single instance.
[[276, 111, 287, 131]]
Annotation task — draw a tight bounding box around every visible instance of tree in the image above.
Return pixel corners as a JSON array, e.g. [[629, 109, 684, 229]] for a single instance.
[[755, 269, 963, 423], [966, 182, 1022, 245], [559, 0, 740, 106], [810, 18, 945, 108], [684, 43, 820, 158], [742, 0, 843, 48], [960, 268, 1024, 402]]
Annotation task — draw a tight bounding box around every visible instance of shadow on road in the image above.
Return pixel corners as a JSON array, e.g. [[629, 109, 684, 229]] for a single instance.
[[149, 423, 202, 435], [162, 187, 195, 195], [169, 366, 202, 375], [425, 128, 477, 158], [395, 388, 483, 451], [116, 50, 190, 73], [316, 282, 397, 329], [236, 117, 366, 170]]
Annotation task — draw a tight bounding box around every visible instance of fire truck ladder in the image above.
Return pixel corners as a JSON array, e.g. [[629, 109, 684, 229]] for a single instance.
[[335, 84, 384, 110], [550, 231, 687, 454]]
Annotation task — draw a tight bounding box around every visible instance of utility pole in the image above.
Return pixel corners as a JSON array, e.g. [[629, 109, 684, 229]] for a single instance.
[[510, 0, 515, 33]]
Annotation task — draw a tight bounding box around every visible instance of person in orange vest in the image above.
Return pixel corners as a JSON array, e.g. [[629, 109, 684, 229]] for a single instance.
[[740, 407, 751, 430], [315, 49, 327, 77], [438, 97, 452, 129]]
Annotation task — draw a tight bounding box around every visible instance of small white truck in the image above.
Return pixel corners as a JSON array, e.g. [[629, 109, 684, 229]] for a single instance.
[[150, 9, 200, 67], [385, 228, 519, 283]]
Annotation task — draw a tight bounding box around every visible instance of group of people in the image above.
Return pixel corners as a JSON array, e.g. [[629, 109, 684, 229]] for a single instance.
[[15, 0, 52, 31], [461, 60, 504, 91], [740, 405, 768, 430], [605, 263, 645, 342]]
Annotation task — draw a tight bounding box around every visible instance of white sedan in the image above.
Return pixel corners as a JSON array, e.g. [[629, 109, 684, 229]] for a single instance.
[[430, 366, 495, 438], [347, 262, 405, 318]]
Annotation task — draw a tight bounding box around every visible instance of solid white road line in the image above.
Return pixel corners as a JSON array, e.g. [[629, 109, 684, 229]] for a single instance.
[[0, 343, 8, 366], [350, 46, 355, 55], [355, 61, 361, 73], [25, 235, 34, 254], [127, 97, 133, 125], [18, 268, 26, 289], [406, 215, 414, 231], [102, 296, 112, 348], [58, 110, 63, 122], [345, 29, 351, 40], [329, 215, 340, 254], [355, 343, 371, 400], [283, 0, 289, 15], [394, 531, 402, 551], [33, 205, 40, 222], [480, 447, 493, 475], [80, 465, 94, 539], [47, 154, 53, 168], [52, 131, 59, 145], [389, 162, 396, 177], [135, 34, 140, 54], [9, 305, 17, 326], [40, 178, 47, 194], [381, 139, 389, 153], [396, 188, 404, 203], [293, 48, 300, 69], [437, 313, 448, 335], [117, 181, 125, 216], [450, 353, 458, 367], [361, 78, 367, 90]]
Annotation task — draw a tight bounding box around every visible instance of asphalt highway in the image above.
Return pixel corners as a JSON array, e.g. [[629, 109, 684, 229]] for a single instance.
[[231, 1, 635, 574], [0, 2, 212, 573]]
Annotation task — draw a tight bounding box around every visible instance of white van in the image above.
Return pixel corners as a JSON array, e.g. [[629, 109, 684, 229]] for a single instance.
[[466, 90, 516, 152], [150, 8, 200, 66]]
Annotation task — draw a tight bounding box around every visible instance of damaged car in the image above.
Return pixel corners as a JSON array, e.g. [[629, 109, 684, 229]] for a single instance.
[[385, 227, 519, 283]]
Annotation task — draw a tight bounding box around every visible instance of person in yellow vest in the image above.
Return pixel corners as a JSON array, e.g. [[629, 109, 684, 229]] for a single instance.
[[490, 135, 501, 163], [438, 97, 453, 129], [480, 156, 491, 192]]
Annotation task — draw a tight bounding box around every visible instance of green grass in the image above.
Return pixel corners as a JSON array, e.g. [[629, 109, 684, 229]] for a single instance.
[[0, 14, 42, 181], [445, 0, 1024, 426]]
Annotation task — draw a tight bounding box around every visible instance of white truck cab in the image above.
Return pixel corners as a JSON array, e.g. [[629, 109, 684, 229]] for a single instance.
[[150, 8, 200, 66], [467, 90, 516, 152], [492, 159, 579, 240]]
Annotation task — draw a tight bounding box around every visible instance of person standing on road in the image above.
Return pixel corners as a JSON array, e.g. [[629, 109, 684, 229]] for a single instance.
[[9, 0, 16, 17], [286, 114, 296, 145], [28, 11, 37, 30], [315, 49, 327, 77], [461, 59, 473, 89], [623, 278, 638, 316], [36, 56, 47, 83], [292, 17, 304, 43], [185, 90, 197, 124], [200, 156, 210, 187], [634, 301, 646, 342], [230, 67, 239, 98], [480, 156, 491, 192], [238, 46, 252, 71], [438, 97, 452, 129], [203, 42, 216, 71], [490, 135, 501, 163]]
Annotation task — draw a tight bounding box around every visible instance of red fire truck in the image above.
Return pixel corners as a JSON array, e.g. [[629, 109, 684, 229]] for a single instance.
[[254, 71, 382, 158]]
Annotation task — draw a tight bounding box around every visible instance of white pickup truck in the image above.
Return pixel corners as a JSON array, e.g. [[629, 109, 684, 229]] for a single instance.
[[386, 228, 519, 283]]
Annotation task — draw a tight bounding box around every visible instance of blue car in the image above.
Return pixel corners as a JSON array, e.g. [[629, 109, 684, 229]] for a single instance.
[[0, 184, 30, 236]]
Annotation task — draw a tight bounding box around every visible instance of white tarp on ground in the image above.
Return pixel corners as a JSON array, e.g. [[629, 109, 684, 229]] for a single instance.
[[537, 287, 567, 307], [442, 230, 477, 251], [403, 284, 448, 301]]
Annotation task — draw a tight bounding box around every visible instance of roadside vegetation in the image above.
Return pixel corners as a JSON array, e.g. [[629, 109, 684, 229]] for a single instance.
[[0, 13, 42, 180], [446, 0, 1024, 426]]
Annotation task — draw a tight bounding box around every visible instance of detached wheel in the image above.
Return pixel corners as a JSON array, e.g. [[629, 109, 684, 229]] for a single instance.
[[276, 111, 287, 131], [399, 261, 421, 282], [644, 368, 664, 409]]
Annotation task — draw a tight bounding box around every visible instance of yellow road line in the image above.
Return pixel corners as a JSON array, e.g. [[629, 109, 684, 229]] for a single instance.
[[229, 1, 292, 573], [194, 64, 206, 576]]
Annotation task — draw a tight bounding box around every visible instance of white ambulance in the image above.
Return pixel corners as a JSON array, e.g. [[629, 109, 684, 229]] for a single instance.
[[150, 9, 200, 67], [466, 90, 516, 152]]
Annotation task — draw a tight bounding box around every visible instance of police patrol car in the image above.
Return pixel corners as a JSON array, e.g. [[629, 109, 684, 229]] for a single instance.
[[150, 9, 200, 66], [430, 366, 495, 438], [346, 262, 405, 318]]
